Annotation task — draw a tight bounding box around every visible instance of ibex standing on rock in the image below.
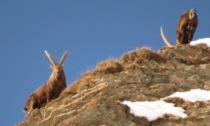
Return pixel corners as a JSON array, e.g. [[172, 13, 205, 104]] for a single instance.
[[24, 50, 69, 113], [161, 8, 198, 47]]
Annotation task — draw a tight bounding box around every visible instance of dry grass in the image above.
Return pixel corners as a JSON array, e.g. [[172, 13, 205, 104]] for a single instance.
[[65, 45, 210, 99], [92, 59, 124, 75], [66, 59, 124, 94], [120, 47, 165, 65], [66, 48, 167, 94], [120, 47, 165, 71], [66, 71, 94, 94], [63, 45, 210, 101], [158, 44, 210, 65]]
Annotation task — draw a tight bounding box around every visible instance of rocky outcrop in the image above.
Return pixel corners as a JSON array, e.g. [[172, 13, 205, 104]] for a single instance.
[[17, 44, 210, 126]]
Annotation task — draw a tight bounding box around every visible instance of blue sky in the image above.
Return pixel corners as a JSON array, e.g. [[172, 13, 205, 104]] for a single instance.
[[0, 1, 209, 125]]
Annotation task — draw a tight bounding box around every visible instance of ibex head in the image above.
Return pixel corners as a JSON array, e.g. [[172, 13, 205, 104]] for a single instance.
[[45, 50, 69, 78]]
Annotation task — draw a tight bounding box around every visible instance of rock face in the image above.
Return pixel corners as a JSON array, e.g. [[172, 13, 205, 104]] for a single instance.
[[17, 44, 210, 126]]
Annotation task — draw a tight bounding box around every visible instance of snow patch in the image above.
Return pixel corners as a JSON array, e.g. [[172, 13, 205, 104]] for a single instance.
[[190, 38, 210, 47], [123, 89, 210, 121], [122, 100, 187, 121], [164, 89, 210, 102]]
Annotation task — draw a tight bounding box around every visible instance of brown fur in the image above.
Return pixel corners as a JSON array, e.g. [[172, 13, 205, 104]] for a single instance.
[[24, 84, 48, 111], [24, 51, 68, 113], [160, 8, 198, 47], [176, 8, 198, 45]]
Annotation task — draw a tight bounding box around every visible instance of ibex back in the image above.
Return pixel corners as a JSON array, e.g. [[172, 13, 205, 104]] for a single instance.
[[24, 50, 69, 113]]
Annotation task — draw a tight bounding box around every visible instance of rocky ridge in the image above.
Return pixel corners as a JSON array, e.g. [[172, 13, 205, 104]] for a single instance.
[[17, 44, 210, 126]]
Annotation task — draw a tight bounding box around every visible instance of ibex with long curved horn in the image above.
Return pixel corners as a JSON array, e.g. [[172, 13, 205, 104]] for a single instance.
[[161, 8, 198, 47], [24, 50, 69, 113]]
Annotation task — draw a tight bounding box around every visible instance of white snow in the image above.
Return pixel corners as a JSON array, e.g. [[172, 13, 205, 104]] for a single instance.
[[121, 38, 210, 122], [122, 100, 187, 121], [164, 89, 210, 103], [190, 38, 210, 47], [122, 89, 210, 121]]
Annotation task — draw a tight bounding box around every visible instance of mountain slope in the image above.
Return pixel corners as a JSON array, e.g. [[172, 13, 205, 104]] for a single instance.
[[17, 44, 210, 126]]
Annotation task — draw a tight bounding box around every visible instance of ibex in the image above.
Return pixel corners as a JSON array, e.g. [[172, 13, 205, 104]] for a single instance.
[[24, 50, 69, 113], [160, 8, 198, 47]]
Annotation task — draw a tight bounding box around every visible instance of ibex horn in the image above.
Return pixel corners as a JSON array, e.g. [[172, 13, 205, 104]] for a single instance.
[[59, 50, 69, 65], [45, 50, 57, 66], [160, 26, 173, 47]]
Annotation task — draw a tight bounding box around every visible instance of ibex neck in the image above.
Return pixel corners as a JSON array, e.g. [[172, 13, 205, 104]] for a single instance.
[[49, 71, 65, 81]]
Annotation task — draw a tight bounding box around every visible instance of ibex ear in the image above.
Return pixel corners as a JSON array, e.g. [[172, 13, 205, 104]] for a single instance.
[[50, 65, 53, 69]]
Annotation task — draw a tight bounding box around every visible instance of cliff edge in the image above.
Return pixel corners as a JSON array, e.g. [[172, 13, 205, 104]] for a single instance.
[[17, 44, 210, 126]]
